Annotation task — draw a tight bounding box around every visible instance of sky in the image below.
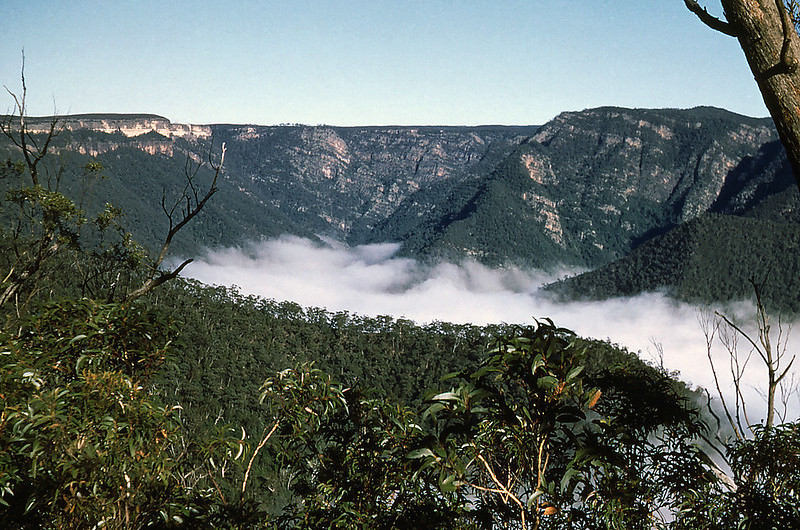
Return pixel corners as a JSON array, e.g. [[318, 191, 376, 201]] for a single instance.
[[2, 0, 769, 126]]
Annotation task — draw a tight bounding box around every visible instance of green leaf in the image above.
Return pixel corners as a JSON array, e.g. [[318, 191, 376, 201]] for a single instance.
[[439, 473, 458, 492], [69, 334, 88, 345], [538, 375, 559, 390], [430, 391, 460, 402], [556, 411, 585, 423], [531, 353, 545, 373], [406, 448, 435, 459], [566, 365, 584, 381], [560, 466, 580, 493], [440, 371, 461, 381]]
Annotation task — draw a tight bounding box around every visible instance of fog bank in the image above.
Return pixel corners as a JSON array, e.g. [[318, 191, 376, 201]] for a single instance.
[[180, 236, 800, 423]]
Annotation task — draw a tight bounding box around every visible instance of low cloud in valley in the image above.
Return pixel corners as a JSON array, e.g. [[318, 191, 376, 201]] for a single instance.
[[180, 236, 800, 423]]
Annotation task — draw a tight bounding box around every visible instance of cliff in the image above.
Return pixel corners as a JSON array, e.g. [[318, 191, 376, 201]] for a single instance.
[[22, 114, 212, 139], [367, 107, 789, 267], [211, 124, 539, 240], [3, 107, 792, 275]]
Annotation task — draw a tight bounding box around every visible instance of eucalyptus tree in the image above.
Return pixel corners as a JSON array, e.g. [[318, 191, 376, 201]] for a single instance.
[[1, 56, 224, 314], [685, 0, 800, 189]]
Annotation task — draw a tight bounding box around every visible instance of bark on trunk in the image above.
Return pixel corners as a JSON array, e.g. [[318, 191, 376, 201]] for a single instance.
[[721, 0, 800, 190]]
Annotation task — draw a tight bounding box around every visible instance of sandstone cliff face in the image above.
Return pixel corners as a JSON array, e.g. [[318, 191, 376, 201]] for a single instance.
[[19, 114, 212, 158], [211, 124, 537, 239], [502, 107, 780, 262], [10, 108, 788, 269], [24, 114, 211, 139], [369, 107, 787, 267], [73, 136, 175, 157], [526, 107, 776, 220]]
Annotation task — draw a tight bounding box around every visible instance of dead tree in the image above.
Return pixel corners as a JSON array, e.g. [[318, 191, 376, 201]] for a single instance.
[[124, 143, 225, 302], [0, 55, 66, 311], [711, 281, 796, 430], [1, 56, 223, 310]]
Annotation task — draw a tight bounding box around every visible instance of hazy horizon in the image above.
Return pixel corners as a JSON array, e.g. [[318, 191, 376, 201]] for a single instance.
[[14, 102, 772, 128]]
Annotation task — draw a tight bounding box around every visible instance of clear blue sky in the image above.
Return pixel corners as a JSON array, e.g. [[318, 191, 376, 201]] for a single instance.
[[1, 0, 768, 126]]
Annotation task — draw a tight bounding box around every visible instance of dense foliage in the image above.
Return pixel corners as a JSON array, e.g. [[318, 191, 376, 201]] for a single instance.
[[0, 301, 193, 528], [0, 296, 687, 528], [2, 285, 798, 528], [1, 104, 798, 528], [546, 211, 800, 313]]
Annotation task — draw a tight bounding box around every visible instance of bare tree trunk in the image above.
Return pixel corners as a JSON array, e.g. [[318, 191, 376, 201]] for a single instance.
[[713, 280, 796, 429], [725, 0, 800, 189], [686, 0, 800, 190]]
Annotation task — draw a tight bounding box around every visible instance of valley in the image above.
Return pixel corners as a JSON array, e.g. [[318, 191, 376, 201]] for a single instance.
[[4, 104, 799, 527], [15, 105, 799, 310]]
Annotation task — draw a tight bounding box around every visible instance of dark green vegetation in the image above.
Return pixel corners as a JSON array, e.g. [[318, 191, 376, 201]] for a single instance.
[[1, 104, 799, 527], [10, 106, 800, 311], [4, 287, 798, 528], [545, 210, 800, 312], [0, 127, 311, 258]]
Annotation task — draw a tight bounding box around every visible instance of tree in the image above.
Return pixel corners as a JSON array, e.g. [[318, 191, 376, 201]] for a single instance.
[[683, 281, 800, 528], [684, 0, 800, 190], [0, 55, 224, 313], [411, 321, 704, 529], [0, 300, 192, 528], [0, 62, 246, 528]]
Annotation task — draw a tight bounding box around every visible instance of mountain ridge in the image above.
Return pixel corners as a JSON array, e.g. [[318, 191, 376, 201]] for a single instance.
[[378, 106, 786, 268], [4, 106, 796, 308]]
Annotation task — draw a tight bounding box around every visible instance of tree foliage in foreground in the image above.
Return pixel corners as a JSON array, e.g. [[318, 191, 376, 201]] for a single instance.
[[410, 321, 709, 529], [0, 300, 201, 528], [1, 70, 798, 528], [1, 294, 798, 528]]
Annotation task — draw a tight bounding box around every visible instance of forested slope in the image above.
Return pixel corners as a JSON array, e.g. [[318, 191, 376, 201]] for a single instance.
[[2, 107, 799, 527], [546, 208, 800, 312]]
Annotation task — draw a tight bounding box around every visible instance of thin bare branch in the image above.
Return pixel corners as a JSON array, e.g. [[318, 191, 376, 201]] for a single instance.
[[474, 451, 527, 527], [2, 53, 61, 187], [125, 143, 225, 302], [242, 420, 279, 495], [699, 310, 743, 440], [684, 0, 739, 36], [716, 312, 767, 365], [710, 279, 797, 430], [776, 356, 796, 383]]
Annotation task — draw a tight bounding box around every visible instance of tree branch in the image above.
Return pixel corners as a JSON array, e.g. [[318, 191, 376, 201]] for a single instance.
[[700, 310, 747, 440], [778, 0, 799, 72], [242, 420, 279, 495], [684, 0, 739, 37], [776, 355, 796, 383], [716, 312, 767, 365], [474, 451, 527, 528], [125, 143, 225, 302]]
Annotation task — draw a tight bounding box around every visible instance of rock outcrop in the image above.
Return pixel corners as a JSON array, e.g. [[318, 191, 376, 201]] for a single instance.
[[8, 107, 790, 269]]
